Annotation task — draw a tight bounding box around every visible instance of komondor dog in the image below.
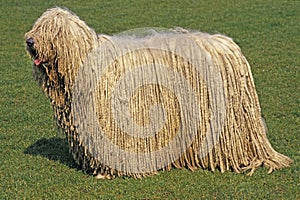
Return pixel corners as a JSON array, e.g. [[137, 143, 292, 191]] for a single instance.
[[25, 7, 292, 179]]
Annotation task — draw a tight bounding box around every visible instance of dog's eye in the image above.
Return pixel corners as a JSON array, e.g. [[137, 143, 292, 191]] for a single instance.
[[26, 38, 35, 47]]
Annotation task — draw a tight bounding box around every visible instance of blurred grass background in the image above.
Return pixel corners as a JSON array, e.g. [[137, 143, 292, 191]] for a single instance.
[[0, 0, 299, 199]]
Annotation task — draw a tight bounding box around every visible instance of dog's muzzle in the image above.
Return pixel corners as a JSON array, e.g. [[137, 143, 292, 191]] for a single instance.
[[26, 38, 42, 66], [26, 38, 34, 47]]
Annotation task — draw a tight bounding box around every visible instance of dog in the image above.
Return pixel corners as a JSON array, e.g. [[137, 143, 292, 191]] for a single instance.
[[25, 7, 292, 178]]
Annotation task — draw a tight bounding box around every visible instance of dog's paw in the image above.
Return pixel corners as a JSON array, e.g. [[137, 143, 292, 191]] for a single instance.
[[95, 173, 113, 180]]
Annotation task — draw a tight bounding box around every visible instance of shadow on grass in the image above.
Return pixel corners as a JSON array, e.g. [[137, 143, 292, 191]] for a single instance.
[[24, 137, 80, 170]]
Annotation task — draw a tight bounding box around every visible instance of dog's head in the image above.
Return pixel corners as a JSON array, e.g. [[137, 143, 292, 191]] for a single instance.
[[25, 7, 98, 81], [25, 7, 99, 108]]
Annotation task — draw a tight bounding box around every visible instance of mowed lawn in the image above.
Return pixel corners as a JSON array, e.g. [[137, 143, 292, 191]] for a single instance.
[[0, 0, 299, 199]]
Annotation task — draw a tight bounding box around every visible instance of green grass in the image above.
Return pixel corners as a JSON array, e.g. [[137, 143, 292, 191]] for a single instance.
[[1, 0, 299, 199]]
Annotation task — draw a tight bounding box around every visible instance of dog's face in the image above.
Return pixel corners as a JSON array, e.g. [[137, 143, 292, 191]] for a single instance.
[[24, 9, 66, 69]]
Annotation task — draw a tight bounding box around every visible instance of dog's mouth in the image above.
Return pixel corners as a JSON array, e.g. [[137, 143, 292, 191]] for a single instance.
[[26, 38, 43, 66]]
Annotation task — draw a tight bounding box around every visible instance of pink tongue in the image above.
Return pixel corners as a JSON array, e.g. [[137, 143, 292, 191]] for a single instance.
[[34, 59, 42, 65]]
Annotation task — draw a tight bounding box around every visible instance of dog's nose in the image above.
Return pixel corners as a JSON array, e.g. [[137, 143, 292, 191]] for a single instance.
[[26, 38, 34, 47]]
